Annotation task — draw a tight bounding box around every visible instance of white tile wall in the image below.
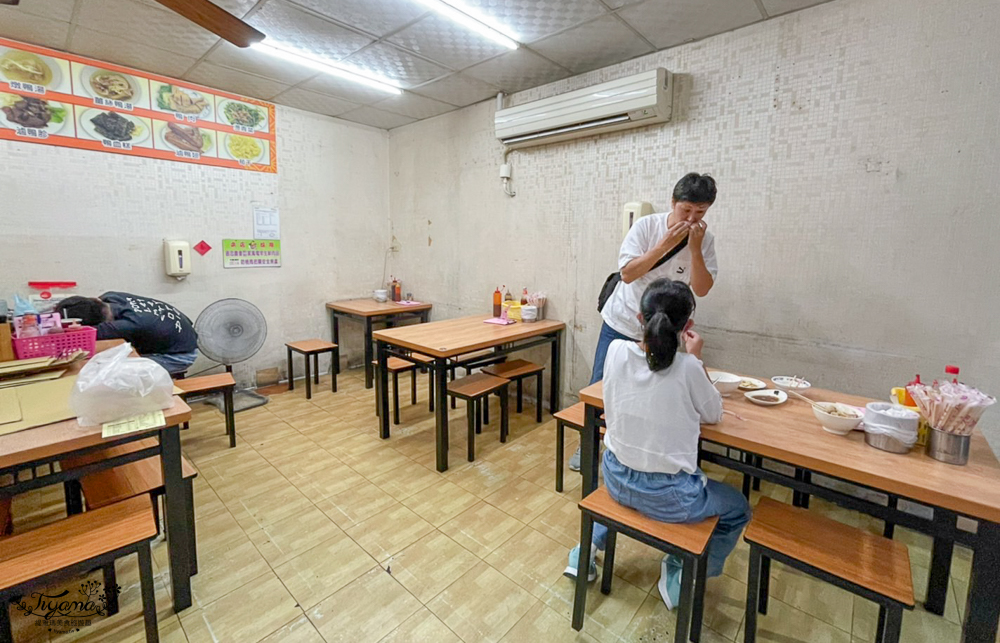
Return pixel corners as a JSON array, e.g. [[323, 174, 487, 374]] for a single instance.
[[388, 0, 1000, 444]]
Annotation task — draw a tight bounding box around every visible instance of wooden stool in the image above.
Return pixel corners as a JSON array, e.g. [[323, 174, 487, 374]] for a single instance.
[[62, 439, 200, 575], [0, 496, 159, 642], [573, 487, 717, 643], [447, 350, 507, 409], [372, 357, 418, 425], [447, 373, 510, 462], [744, 498, 914, 643], [175, 373, 237, 448], [481, 359, 544, 422], [553, 403, 606, 492], [408, 352, 436, 412], [286, 339, 338, 400]]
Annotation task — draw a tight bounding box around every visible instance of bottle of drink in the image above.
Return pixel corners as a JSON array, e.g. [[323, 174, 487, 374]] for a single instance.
[[493, 287, 502, 317], [520, 288, 528, 305]]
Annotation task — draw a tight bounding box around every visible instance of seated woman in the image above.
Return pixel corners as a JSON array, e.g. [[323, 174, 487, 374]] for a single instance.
[[565, 278, 751, 609]]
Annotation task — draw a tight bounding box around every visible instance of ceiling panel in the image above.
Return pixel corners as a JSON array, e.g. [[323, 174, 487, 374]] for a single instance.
[[135, 0, 259, 19], [68, 26, 199, 78], [411, 73, 500, 107], [272, 87, 358, 117], [299, 73, 397, 106], [373, 92, 457, 119], [206, 41, 317, 85], [0, 10, 70, 50], [459, 0, 608, 43], [287, 0, 428, 38], [340, 43, 450, 88], [247, 0, 373, 61], [185, 62, 292, 100], [387, 14, 509, 70], [463, 49, 570, 93], [531, 15, 654, 74], [76, 0, 222, 59], [338, 106, 416, 129], [6, 0, 76, 23], [618, 0, 764, 50], [762, 0, 831, 16]]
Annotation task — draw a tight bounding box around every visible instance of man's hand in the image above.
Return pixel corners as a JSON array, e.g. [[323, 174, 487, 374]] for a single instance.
[[688, 220, 707, 252], [657, 220, 692, 253]]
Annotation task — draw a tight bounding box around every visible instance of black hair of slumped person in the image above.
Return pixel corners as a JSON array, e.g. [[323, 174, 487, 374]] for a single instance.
[[672, 172, 717, 204], [640, 279, 696, 371], [58, 296, 108, 327]]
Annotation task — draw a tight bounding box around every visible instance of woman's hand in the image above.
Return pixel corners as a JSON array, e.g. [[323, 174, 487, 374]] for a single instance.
[[683, 329, 704, 359]]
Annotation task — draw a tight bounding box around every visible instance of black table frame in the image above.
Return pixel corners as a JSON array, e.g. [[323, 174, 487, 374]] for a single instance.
[[329, 307, 431, 389], [376, 328, 563, 472], [0, 424, 194, 613], [579, 402, 1000, 643]]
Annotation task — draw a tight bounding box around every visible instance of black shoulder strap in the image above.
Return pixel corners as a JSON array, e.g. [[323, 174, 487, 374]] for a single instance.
[[651, 235, 689, 271]]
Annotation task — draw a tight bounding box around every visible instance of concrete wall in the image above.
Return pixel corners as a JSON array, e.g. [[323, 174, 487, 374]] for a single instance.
[[388, 0, 1000, 432], [1, 105, 390, 385]]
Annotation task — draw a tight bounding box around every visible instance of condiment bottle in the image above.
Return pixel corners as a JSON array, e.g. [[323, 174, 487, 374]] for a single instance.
[[394, 280, 402, 302], [504, 286, 512, 302], [520, 288, 528, 305], [493, 287, 502, 317], [944, 365, 959, 384]]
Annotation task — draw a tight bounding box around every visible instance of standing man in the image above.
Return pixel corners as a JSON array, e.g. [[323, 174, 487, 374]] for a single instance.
[[570, 172, 719, 471]]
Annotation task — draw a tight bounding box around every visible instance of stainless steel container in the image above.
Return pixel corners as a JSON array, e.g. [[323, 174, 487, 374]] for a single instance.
[[864, 430, 912, 454], [926, 427, 971, 465]]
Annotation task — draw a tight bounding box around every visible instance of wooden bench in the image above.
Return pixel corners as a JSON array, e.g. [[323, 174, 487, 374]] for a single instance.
[[573, 487, 717, 643], [174, 372, 236, 448], [447, 373, 510, 462], [62, 439, 199, 575], [744, 498, 914, 643], [553, 403, 605, 492], [482, 359, 545, 422], [286, 339, 338, 399], [0, 496, 159, 642]]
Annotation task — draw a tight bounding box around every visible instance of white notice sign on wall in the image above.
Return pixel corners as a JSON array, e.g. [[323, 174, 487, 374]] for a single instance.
[[253, 205, 280, 240]]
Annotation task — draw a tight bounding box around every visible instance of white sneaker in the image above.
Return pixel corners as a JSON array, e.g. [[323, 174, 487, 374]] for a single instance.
[[564, 544, 598, 582], [657, 556, 682, 610]]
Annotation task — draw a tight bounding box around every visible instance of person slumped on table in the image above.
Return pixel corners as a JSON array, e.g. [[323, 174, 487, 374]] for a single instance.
[[58, 292, 198, 376], [564, 279, 750, 610], [571, 172, 720, 472]]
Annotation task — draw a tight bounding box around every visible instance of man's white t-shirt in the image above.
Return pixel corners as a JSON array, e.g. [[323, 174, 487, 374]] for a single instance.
[[603, 341, 724, 475], [601, 212, 718, 340]]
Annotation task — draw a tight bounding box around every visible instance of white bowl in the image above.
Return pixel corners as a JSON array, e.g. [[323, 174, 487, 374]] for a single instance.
[[373, 289, 388, 302], [745, 389, 787, 406], [710, 372, 742, 396], [771, 376, 812, 393], [813, 403, 863, 435]]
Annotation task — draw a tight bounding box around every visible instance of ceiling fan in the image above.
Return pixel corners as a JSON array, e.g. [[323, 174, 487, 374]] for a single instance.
[[1, 0, 265, 48]]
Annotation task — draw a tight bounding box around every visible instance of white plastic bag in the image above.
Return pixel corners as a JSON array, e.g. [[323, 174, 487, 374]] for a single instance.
[[70, 342, 174, 426]]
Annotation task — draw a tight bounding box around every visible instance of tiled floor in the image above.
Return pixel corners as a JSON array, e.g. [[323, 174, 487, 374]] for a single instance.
[[9, 369, 983, 642]]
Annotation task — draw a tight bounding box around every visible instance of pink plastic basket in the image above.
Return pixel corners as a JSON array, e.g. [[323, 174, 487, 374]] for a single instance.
[[13, 327, 97, 359]]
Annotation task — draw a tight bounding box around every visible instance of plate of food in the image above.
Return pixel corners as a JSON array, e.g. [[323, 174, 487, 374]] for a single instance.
[[745, 389, 788, 406], [223, 133, 265, 163], [738, 377, 767, 391], [0, 94, 69, 134], [154, 83, 213, 120], [80, 65, 144, 104], [159, 121, 214, 154], [0, 49, 62, 88], [217, 98, 268, 132], [771, 376, 811, 393], [78, 108, 150, 145]]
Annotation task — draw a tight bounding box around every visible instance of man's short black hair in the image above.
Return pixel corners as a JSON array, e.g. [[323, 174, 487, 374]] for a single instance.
[[58, 296, 107, 327], [672, 173, 717, 204]]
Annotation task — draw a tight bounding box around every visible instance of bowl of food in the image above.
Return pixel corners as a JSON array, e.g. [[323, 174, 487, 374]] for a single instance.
[[771, 376, 812, 394], [812, 403, 863, 435], [739, 377, 767, 391], [710, 372, 742, 396], [745, 389, 787, 406]]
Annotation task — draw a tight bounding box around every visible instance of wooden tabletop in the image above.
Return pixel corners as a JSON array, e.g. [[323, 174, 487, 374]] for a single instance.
[[372, 315, 566, 358], [0, 396, 192, 471], [326, 298, 432, 317], [578, 378, 1000, 523]]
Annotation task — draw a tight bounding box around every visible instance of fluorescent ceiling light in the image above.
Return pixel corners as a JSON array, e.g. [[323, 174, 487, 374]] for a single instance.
[[413, 0, 519, 49], [252, 42, 402, 95]]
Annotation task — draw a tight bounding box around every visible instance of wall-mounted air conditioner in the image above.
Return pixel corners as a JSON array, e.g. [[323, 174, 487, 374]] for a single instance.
[[495, 68, 672, 149]]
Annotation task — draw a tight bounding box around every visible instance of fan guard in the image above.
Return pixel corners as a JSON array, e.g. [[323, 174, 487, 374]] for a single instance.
[[195, 298, 267, 365]]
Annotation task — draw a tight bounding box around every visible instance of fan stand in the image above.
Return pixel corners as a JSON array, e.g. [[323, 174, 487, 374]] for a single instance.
[[199, 364, 268, 413]]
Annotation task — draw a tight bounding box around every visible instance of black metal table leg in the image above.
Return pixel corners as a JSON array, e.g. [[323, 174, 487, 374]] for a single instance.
[[433, 358, 450, 471], [744, 545, 762, 643], [500, 385, 509, 442], [103, 563, 119, 615], [536, 371, 543, 422], [331, 314, 340, 374], [160, 424, 192, 611], [304, 351, 312, 399], [224, 387, 235, 448], [758, 556, 771, 614], [601, 530, 617, 595], [691, 555, 708, 643], [675, 555, 695, 643], [331, 346, 338, 392], [550, 331, 562, 416], [364, 318, 374, 389], [137, 543, 159, 642], [64, 479, 83, 516], [377, 341, 391, 439], [556, 421, 565, 492], [286, 347, 294, 391], [962, 520, 1000, 642], [925, 509, 956, 616], [882, 606, 903, 643], [582, 403, 601, 497], [466, 399, 476, 462], [572, 512, 594, 630], [884, 496, 898, 538]]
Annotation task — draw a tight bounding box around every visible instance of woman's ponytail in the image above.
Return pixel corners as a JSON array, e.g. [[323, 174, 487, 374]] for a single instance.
[[639, 279, 695, 372]]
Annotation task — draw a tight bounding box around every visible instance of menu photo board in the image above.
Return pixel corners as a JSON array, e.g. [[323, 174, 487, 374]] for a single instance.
[[0, 37, 276, 173]]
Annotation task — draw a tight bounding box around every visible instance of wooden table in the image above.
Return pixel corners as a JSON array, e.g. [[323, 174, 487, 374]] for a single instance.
[[374, 315, 565, 471], [0, 342, 196, 613], [327, 299, 432, 389], [578, 379, 1000, 643]]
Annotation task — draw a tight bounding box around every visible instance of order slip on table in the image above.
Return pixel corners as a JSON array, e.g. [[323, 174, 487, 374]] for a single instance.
[[577, 379, 1000, 643], [327, 299, 432, 389], [373, 315, 565, 472], [0, 396, 195, 614]]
